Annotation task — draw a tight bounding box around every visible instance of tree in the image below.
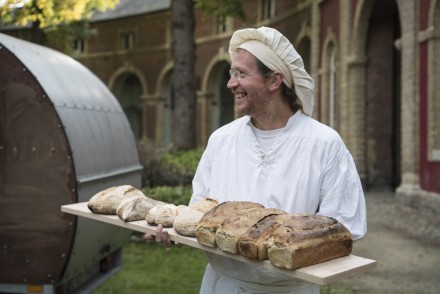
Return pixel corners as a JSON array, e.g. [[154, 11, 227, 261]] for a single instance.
[[171, 0, 196, 150], [1, 0, 245, 149], [195, 0, 245, 25], [0, 0, 119, 50], [171, 0, 245, 150]]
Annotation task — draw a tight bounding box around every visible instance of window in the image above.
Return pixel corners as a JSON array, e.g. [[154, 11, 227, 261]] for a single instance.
[[120, 31, 134, 50], [328, 46, 337, 129], [216, 16, 232, 34], [112, 73, 142, 138], [72, 38, 85, 53], [320, 39, 338, 129], [261, 0, 275, 20], [296, 37, 312, 74]]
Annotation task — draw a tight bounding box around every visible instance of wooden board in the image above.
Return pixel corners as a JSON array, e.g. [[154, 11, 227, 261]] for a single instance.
[[61, 202, 377, 285]]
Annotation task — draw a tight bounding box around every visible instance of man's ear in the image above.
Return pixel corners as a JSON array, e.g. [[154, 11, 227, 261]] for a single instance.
[[269, 71, 284, 91]]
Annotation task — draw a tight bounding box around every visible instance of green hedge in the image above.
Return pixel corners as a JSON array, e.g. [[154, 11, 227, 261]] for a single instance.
[[137, 140, 203, 204], [137, 139, 203, 189], [142, 185, 193, 205]]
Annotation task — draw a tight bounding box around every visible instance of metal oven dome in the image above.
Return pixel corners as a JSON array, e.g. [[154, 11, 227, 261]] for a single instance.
[[0, 33, 142, 292]]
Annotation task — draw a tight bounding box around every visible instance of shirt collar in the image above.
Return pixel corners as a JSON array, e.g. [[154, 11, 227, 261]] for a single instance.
[[284, 110, 303, 130], [244, 110, 303, 131]]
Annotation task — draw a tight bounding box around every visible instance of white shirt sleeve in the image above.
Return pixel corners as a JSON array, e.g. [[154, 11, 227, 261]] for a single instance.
[[190, 140, 214, 206], [316, 139, 367, 240]]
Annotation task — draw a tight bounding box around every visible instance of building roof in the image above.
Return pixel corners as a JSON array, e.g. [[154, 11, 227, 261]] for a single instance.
[[91, 0, 171, 22]]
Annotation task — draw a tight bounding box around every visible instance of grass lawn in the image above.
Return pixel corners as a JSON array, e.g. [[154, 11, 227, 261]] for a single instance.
[[92, 234, 207, 294], [92, 234, 355, 294]]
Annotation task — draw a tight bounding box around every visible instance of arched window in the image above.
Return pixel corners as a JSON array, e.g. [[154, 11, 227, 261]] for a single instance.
[[210, 61, 234, 132], [320, 39, 338, 129], [328, 45, 337, 129], [112, 73, 142, 138], [296, 37, 312, 74]]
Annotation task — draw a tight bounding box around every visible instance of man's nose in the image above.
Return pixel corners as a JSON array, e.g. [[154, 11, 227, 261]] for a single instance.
[[227, 75, 239, 89]]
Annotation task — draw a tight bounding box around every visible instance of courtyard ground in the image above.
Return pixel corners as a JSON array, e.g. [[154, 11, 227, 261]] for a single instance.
[[338, 191, 440, 294]]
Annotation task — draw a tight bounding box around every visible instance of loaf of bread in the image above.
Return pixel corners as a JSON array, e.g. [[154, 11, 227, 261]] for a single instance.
[[146, 204, 186, 227], [173, 198, 219, 237], [190, 197, 219, 213], [116, 195, 164, 222], [267, 214, 353, 270], [215, 207, 286, 254], [88, 185, 140, 214], [196, 201, 264, 247], [238, 213, 294, 260], [173, 207, 205, 237]]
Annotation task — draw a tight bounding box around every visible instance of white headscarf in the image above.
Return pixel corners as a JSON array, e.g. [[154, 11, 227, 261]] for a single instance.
[[229, 27, 315, 116]]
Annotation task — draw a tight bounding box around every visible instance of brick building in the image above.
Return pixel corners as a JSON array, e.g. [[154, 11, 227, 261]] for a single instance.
[[2, 0, 439, 211]]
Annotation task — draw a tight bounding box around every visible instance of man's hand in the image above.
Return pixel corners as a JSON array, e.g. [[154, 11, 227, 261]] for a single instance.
[[144, 224, 182, 249]]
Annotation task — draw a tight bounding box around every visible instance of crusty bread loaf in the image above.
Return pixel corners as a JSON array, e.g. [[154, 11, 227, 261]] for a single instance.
[[190, 197, 219, 213], [173, 206, 205, 237], [173, 198, 219, 237], [215, 207, 286, 254], [146, 204, 185, 227], [238, 213, 294, 260], [88, 185, 139, 214], [116, 195, 164, 222], [267, 214, 353, 270], [196, 201, 264, 248]]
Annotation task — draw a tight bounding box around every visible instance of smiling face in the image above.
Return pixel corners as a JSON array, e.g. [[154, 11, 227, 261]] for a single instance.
[[227, 49, 272, 118]]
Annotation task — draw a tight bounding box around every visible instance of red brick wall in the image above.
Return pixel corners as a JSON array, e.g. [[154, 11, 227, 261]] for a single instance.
[[419, 0, 440, 193]]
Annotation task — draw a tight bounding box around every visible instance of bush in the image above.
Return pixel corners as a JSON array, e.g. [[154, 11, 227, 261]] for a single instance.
[[137, 138, 204, 188], [159, 148, 204, 186], [137, 138, 170, 188], [142, 185, 193, 205]]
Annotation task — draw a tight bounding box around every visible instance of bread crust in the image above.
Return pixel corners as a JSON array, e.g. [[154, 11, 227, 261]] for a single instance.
[[145, 203, 182, 227], [238, 213, 293, 260], [267, 214, 353, 270], [195, 201, 264, 247], [190, 197, 219, 213], [116, 195, 163, 222], [173, 207, 205, 237], [215, 207, 286, 254], [87, 185, 137, 214]]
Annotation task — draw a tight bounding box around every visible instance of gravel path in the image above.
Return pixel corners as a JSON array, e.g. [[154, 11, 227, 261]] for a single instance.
[[336, 191, 440, 294]]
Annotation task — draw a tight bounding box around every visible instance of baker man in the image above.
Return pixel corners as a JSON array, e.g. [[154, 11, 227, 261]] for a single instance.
[[149, 26, 367, 294]]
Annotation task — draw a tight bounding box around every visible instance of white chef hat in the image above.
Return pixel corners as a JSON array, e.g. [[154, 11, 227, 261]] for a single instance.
[[229, 26, 315, 116]]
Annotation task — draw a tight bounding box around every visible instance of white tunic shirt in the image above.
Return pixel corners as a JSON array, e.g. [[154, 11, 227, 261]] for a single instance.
[[190, 111, 367, 294]]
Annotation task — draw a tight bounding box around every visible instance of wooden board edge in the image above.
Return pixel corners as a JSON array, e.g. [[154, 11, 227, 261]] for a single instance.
[[297, 255, 378, 285], [321, 258, 377, 285]]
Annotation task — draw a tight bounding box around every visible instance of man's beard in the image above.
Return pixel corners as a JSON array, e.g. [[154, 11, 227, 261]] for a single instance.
[[234, 95, 269, 118], [234, 101, 249, 117]]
